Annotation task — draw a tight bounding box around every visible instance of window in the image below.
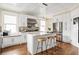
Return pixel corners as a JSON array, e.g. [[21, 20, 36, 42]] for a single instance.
[[4, 14, 17, 33]]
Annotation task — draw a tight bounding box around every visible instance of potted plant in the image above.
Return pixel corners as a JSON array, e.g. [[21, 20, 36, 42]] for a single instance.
[[48, 28, 51, 33]]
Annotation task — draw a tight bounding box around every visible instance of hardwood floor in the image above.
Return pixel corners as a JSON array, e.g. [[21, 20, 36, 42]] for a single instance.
[[36, 43, 78, 55], [1, 44, 27, 55], [1, 43, 79, 55]]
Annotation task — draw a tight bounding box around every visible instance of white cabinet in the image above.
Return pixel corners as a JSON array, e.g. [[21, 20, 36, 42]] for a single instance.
[[53, 17, 58, 23], [53, 14, 63, 23], [13, 36, 23, 45], [18, 15, 27, 26], [2, 37, 13, 48], [12, 35, 26, 45], [2, 35, 27, 48], [14, 36, 24, 44], [21, 33, 27, 43]]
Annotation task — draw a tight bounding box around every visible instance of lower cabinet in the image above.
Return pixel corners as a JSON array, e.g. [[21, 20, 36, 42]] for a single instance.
[[14, 36, 26, 45], [2, 35, 27, 48], [21, 33, 27, 43], [2, 37, 13, 48]]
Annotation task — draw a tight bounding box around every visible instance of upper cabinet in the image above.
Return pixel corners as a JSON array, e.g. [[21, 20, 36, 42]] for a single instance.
[[18, 14, 39, 32], [53, 14, 63, 23], [18, 14, 27, 27]]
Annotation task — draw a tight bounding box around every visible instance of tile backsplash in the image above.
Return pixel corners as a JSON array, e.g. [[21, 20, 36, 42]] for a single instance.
[[19, 26, 39, 32], [19, 26, 27, 32]]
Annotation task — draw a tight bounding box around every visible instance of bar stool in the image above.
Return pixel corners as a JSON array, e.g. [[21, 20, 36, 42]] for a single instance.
[[53, 33, 62, 54], [47, 36, 56, 52], [36, 37, 47, 55], [46, 36, 54, 47]]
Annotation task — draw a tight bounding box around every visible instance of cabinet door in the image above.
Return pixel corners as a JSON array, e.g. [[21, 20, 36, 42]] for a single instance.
[[11, 35, 27, 45], [18, 15, 27, 26], [13, 36, 25, 45], [13, 36, 20, 45], [2, 38, 13, 48], [22, 15, 27, 26], [22, 33, 27, 43], [10, 37, 17, 45], [18, 35, 26, 44], [18, 15, 22, 26]]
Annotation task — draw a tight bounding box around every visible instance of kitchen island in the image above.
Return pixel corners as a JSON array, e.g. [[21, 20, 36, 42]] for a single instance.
[[27, 32, 56, 55]]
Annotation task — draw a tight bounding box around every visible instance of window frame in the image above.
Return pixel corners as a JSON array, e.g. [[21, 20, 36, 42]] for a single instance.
[[2, 11, 18, 33]]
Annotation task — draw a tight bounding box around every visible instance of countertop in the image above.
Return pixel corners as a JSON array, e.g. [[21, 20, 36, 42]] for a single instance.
[[26, 32, 56, 38], [0, 32, 22, 38]]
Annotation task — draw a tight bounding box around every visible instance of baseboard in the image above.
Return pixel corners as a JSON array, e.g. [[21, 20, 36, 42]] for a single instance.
[[71, 42, 79, 48]]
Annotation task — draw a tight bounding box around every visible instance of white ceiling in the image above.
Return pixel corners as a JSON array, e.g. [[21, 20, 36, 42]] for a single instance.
[[0, 3, 79, 16]]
